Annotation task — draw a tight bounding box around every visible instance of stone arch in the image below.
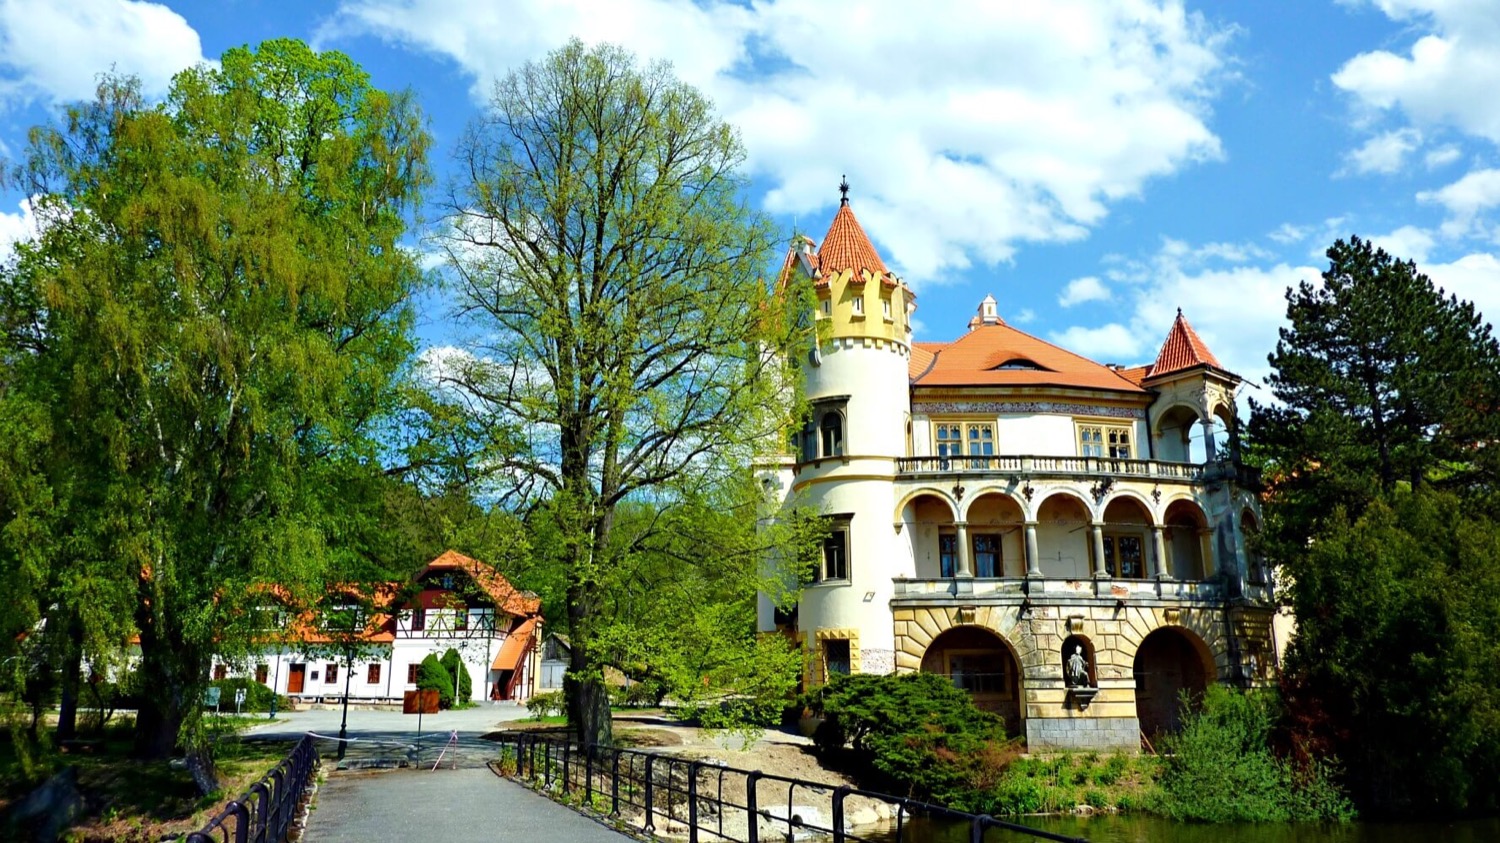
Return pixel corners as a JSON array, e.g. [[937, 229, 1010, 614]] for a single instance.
[[894, 488, 959, 523], [898, 491, 960, 578], [1101, 490, 1158, 527], [1032, 490, 1095, 579], [1132, 626, 1215, 739], [1154, 403, 1203, 463], [961, 491, 1026, 578], [1100, 495, 1155, 579], [1163, 498, 1211, 580], [920, 625, 1025, 736]]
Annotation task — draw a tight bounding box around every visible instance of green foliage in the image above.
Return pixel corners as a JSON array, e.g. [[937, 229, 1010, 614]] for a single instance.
[[416, 654, 454, 711], [803, 672, 1011, 803], [526, 690, 566, 719], [205, 678, 288, 714], [0, 37, 430, 789], [1154, 686, 1354, 823], [440, 648, 473, 704], [978, 753, 1159, 816], [431, 38, 815, 749], [1282, 491, 1500, 815]]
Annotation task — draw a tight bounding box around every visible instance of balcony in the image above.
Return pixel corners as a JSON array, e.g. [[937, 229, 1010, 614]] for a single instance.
[[891, 575, 1228, 604], [897, 454, 1206, 482]]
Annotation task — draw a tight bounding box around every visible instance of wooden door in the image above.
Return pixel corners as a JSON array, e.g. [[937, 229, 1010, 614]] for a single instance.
[[288, 663, 306, 694]]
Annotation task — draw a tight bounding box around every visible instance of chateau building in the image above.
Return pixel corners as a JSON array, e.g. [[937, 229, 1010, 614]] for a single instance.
[[758, 191, 1276, 751]]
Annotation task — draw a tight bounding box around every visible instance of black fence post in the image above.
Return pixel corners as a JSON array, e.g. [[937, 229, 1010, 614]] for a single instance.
[[971, 813, 990, 843], [562, 742, 572, 794], [746, 770, 762, 843], [687, 761, 700, 843], [610, 751, 622, 816], [585, 746, 594, 805], [643, 754, 656, 834], [249, 782, 270, 843], [833, 785, 850, 843]]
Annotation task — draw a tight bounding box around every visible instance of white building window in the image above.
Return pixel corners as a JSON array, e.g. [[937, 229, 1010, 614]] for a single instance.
[[1077, 423, 1131, 459]]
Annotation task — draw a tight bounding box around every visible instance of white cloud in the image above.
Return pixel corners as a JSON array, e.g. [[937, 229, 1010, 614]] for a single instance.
[[1341, 128, 1422, 175], [1368, 224, 1436, 262], [0, 0, 208, 107], [1416, 167, 1500, 236], [1425, 144, 1461, 168], [323, 0, 1232, 285], [1424, 252, 1500, 328], [0, 195, 38, 261], [1012, 308, 1037, 325], [1268, 222, 1311, 245], [1333, 2, 1500, 144], [1057, 239, 1320, 389], [1047, 323, 1143, 362], [1058, 276, 1112, 307]]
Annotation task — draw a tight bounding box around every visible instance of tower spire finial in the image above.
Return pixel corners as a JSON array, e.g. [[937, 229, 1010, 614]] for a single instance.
[[839, 174, 849, 206]]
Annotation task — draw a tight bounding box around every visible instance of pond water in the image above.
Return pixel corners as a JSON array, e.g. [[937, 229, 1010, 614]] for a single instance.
[[882, 814, 1500, 843]]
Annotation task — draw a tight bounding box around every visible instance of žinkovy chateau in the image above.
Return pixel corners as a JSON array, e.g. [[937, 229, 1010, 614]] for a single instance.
[[758, 189, 1275, 751]]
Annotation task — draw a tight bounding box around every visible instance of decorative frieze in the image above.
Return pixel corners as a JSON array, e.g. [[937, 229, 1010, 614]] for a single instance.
[[914, 401, 1145, 419]]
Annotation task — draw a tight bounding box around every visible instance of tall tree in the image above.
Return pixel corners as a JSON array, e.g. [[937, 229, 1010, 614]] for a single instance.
[[436, 39, 805, 749], [1249, 235, 1500, 550], [0, 40, 429, 791]]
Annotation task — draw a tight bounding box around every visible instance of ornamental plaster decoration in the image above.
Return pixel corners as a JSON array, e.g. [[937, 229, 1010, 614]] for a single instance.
[[913, 401, 1145, 419]]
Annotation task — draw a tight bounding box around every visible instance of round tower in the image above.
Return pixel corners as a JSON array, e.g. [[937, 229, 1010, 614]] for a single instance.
[[774, 182, 915, 682]]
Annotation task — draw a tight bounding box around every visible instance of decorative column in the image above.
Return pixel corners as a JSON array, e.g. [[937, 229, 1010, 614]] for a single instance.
[[1091, 523, 1108, 579], [1151, 525, 1170, 579], [1024, 521, 1041, 577], [955, 522, 973, 578], [1200, 415, 1219, 462]]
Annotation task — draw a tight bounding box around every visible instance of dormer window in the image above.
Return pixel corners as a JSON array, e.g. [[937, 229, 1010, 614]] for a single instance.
[[994, 358, 1044, 371]]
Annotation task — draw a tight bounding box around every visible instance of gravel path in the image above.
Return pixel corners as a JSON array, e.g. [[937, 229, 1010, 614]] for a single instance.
[[303, 767, 635, 843]]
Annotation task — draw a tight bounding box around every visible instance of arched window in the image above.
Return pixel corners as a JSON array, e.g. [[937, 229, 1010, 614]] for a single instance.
[[820, 412, 844, 458]]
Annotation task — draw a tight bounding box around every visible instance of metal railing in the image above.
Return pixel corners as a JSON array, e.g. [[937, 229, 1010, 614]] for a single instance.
[[500, 732, 1086, 843], [186, 735, 318, 843]]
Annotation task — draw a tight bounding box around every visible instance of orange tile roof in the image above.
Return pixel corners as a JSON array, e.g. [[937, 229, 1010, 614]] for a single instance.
[[491, 616, 539, 671], [912, 324, 1146, 393], [1149, 309, 1222, 378], [421, 549, 542, 617], [817, 202, 888, 279], [908, 343, 938, 380], [1116, 365, 1152, 387]]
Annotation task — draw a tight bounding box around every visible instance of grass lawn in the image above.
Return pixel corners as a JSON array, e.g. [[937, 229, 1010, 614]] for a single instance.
[[2, 714, 297, 842]]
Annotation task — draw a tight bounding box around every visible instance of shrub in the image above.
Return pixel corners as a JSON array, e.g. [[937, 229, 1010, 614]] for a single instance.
[[802, 672, 1011, 804], [417, 654, 454, 710], [206, 677, 288, 713], [1155, 685, 1355, 822], [440, 649, 473, 704], [527, 690, 565, 719]]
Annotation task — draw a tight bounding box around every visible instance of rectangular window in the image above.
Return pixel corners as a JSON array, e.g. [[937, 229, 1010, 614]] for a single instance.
[[821, 299, 831, 316], [933, 421, 995, 467], [411, 608, 426, 632], [366, 663, 380, 684], [972, 534, 1001, 578], [939, 534, 957, 578], [825, 640, 851, 677], [948, 652, 1009, 695], [821, 530, 849, 581], [255, 664, 269, 684], [1078, 423, 1132, 459], [470, 608, 495, 632], [406, 663, 419, 684], [882, 298, 892, 319], [455, 609, 468, 631], [852, 296, 864, 315], [213, 664, 227, 680], [1103, 535, 1145, 579], [326, 663, 339, 684]]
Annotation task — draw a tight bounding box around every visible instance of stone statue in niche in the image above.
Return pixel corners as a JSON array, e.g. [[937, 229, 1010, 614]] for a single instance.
[[1066, 645, 1090, 687]]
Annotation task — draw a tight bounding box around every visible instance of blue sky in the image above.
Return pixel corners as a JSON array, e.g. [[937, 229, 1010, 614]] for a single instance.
[[2, 1, 1499, 397]]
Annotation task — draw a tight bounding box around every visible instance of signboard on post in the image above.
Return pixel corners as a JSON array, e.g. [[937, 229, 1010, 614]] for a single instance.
[[204, 686, 221, 712], [234, 687, 247, 714], [402, 689, 440, 714]]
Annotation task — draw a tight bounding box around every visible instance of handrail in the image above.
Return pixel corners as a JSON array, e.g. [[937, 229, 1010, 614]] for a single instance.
[[185, 735, 318, 843], [895, 454, 1206, 480], [501, 731, 1087, 843]]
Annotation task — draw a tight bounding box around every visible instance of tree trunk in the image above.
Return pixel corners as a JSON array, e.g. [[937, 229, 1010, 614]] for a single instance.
[[55, 613, 82, 742], [131, 605, 219, 794], [564, 586, 614, 752]]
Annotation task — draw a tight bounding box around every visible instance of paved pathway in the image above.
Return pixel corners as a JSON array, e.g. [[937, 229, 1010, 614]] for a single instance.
[[240, 704, 535, 769], [303, 767, 634, 843]]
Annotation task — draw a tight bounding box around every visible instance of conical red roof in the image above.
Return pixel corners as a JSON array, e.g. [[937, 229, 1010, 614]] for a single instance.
[[817, 202, 889, 279], [1151, 310, 1221, 377]]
